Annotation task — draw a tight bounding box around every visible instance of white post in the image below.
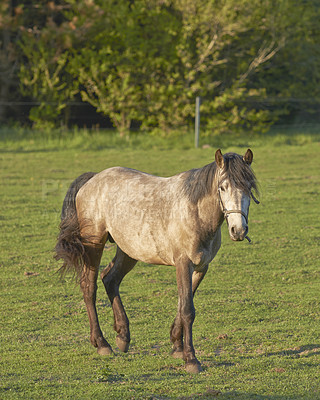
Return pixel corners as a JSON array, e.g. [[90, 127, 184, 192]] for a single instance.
[[195, 96, 201, 148]]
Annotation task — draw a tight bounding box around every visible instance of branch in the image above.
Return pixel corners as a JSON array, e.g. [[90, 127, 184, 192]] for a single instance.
[[237, 36, 286, 85], [194, 33, 218, 72]]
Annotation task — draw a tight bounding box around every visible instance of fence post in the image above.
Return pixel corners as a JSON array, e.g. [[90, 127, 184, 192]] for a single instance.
[[195, 96, 201, 148]]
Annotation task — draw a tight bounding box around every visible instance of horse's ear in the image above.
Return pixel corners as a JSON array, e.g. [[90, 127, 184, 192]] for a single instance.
[[243, 149, 253, 165], [215, 149, 224, 169]]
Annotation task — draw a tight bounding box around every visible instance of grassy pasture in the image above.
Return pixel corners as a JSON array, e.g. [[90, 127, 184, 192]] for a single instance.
[[0, 128, 319, 399]]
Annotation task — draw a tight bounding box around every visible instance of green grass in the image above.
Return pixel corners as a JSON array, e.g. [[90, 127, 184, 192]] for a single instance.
[[0, 127, 320, 399]]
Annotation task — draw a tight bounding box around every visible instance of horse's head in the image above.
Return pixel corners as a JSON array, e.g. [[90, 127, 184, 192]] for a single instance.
[[215, 148, 258, 242]]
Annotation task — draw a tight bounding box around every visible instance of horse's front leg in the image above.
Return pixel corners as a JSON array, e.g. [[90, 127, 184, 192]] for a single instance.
[[173, 259, 203, 373], [170, 265, 208, 363]]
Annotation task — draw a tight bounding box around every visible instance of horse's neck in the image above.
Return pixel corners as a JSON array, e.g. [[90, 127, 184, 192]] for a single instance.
[[197, 189, 224, 235]]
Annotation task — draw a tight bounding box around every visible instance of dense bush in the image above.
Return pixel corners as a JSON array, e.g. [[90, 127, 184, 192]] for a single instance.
[[1, 0, 319, 134]]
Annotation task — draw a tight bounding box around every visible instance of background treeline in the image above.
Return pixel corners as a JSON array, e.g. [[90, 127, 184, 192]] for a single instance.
[[1, 0, 319, 135]]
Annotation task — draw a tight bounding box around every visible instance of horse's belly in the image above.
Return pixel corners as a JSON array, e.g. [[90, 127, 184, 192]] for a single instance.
[[108, 226, 174, 266], [115, 239, 173, 266]]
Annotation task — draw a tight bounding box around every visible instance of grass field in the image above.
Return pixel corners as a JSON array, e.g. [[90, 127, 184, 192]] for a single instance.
[[0, 127, 319, 399]]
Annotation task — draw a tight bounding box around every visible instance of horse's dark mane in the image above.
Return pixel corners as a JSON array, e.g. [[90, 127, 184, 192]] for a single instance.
[[183, 152, 258, 204], [183, 162, 217, 204]]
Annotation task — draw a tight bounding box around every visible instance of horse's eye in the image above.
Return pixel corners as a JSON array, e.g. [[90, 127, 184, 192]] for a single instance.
[[220, 186, 225, 192]]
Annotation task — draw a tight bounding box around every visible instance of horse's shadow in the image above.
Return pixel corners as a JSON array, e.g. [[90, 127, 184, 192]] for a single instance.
[[263, 344, 320, 358]]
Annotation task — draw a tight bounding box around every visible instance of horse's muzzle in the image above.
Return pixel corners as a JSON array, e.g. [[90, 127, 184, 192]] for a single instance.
[[229, 225, 248, 241]]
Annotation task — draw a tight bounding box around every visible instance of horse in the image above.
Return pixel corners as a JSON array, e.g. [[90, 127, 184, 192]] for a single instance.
[[54, 148, 259, 373]]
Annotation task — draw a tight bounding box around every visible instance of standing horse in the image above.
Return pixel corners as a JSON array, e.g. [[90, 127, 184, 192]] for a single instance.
[[55, 149, 259, 373]]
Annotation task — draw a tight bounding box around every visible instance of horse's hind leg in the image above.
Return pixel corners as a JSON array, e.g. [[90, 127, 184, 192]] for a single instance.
[[101, 247, 137, 352], [80, 245, 113, 355]]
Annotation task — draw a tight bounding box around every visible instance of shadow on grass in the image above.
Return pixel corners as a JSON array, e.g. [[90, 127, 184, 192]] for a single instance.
[[96, 356, 318, 399], [195, 393, 313, 400], [264, 344, 320, 358], [178, 393, 304, 400]]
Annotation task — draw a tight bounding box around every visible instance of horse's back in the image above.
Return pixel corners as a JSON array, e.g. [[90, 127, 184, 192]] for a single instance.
[[75, 167, 185, 265]]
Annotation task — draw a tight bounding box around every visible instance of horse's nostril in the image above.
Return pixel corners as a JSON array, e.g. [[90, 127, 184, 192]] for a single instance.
[[231, 225, 247, 239]]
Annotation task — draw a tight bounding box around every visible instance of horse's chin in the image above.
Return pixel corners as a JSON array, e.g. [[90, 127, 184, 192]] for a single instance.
[[229, 235, 245, 242], [229, 230, 248, 242]]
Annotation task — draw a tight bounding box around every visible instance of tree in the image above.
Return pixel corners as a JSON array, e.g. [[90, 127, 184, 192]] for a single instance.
[[250, 0, 320, 122], [161, 0, 288, 134], [16, 0, 320, 134], [67, 0, 181, 135], [19, 2, 78, 129], [0, 1, 21, 121]]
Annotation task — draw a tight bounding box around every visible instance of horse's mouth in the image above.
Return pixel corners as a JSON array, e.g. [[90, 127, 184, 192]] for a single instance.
[[230, 235, 245, 242], [230, 235, 251, 243]]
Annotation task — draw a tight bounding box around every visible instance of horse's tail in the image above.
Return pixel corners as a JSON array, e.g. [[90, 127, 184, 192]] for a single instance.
[[54, 172, 96, 278]]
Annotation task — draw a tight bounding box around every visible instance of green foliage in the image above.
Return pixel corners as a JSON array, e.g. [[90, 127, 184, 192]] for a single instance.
[[249, 0, 320, 120], [19, 14, 78, 130], [0, 1, 23, 120], [67, 0, 182, 135], [5, 0, 320, 133], [0, 129, 320, 398], [202, 88, 271, 136]]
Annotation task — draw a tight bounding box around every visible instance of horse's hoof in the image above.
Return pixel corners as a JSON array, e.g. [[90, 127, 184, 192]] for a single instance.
[[185, 362, 203, 374], [97, 346, 113, 356], [172, 350, 184, 359], [116, 336, 130, 353]]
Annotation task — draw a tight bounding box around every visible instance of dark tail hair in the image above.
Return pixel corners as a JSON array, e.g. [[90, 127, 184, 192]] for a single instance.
[[54, 172, 96, 278]]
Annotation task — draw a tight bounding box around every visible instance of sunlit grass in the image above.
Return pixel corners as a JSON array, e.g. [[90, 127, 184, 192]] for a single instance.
[[0, 127, 319, 399]]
